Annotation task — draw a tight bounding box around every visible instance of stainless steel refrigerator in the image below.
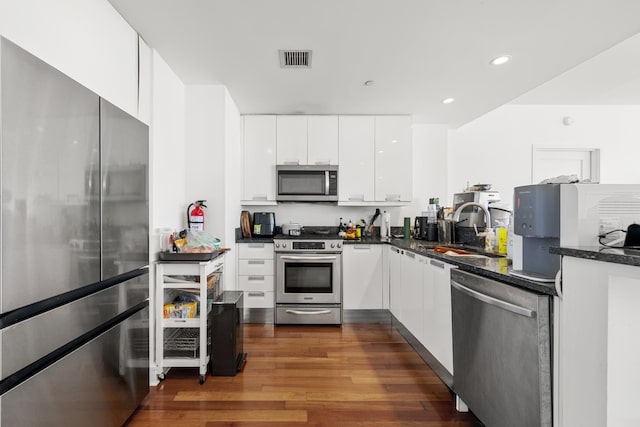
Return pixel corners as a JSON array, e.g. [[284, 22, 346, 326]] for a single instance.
[[0, 37, 149, 426]]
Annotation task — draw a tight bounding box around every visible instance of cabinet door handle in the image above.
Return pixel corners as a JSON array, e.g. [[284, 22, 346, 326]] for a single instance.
[[385, 194, 401, 202], [430, 260, 445, 269], [248, 292, 265, 297], [314, 161, 330, 165], [354, 245, 371, 250], [348, 194, 365, 201], [248, 276, 265, 281], [248, 260, 265, 265], [284, 160, 300, 165], [248, 243, 265, 248], [405, 252, 415, 259], [252, 194, 268, 200]]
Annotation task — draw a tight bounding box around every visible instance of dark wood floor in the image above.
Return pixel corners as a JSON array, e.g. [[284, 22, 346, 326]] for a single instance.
[[126, 323, 482, 426]]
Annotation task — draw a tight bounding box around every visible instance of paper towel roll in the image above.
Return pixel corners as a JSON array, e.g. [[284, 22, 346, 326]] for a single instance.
[[383, 212, 391, 237]]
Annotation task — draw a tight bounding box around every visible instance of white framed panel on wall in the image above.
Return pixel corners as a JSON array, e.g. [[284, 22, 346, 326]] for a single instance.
[[531, 146, 600, 184]]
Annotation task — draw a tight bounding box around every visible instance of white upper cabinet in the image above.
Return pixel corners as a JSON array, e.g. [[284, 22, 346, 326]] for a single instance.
[[338, 116, 375, 202], [243, 114, 411, 205], [277, 115, 338, 165], [307, 116, 338, 165], [374, 116, 412, 202], [276, 116, 307, 165], [242, 115, 277, 203]]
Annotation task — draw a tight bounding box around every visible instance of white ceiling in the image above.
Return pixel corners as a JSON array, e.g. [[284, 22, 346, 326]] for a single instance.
[[109, 0, 640, 128]]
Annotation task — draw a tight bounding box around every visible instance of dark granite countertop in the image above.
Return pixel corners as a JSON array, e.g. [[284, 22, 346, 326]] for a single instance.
[[387, 238, 556, 296], [550, 246, 640, 268], [344, 236, 554, 295], [235, 228, 556, 295]]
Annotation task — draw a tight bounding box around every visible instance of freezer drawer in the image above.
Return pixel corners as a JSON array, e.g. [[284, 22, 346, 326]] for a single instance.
[[1, 272, 148, 378], [275, 304, 341, 325], [1, 305, 149, 427]]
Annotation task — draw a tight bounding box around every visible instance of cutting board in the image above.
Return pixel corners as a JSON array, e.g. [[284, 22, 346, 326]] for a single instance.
[[240, 211, 252, 238]]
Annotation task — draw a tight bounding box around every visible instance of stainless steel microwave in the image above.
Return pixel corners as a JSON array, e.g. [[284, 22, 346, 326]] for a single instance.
[[276, 165, 338, 202]]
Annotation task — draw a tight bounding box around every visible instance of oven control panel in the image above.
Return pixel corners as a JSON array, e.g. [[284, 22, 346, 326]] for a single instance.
[[274, 239, 342, 253]]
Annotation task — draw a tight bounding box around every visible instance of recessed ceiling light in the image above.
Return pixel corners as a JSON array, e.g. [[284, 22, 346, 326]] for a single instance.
[[364, 80, 374, 86], [442, 97, 455, 104], [490, 55, 512, 66]]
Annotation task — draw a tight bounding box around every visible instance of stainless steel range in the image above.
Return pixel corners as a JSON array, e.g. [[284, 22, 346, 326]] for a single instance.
[[274, 235, 343, 325]]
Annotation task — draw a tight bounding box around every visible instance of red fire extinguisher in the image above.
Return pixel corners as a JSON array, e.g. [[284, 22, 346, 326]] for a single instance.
[[187, 200, 207, 231]]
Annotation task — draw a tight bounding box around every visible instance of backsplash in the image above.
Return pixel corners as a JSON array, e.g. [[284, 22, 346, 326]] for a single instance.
[[244, 203, 415, 229]]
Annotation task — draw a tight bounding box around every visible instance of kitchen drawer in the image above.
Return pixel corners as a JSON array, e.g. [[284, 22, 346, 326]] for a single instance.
[[275, 305, 341, 325], [238, 259, 274, 276], [238, 243, 274, 260], [238, 275, 274, 292], [243, 290, 274, 308]]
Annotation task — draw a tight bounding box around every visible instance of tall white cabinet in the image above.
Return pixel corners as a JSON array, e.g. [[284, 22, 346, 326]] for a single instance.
[[307, 116, 339, 165], [276, 115, 338, 165], [242, 115, 277, 203], [276, 116, 307, 165], [338, 116, 375, 202], [375, 116, 412, 202]]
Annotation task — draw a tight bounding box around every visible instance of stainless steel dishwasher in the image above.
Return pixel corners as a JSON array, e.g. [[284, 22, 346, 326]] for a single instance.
[[451, 269, 552, 427]]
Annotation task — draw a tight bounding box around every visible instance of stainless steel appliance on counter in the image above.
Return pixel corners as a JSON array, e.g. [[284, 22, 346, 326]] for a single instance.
[[252, 212, 276, 237], [274, 234, 342, 325], [276, 164, 338, 202], [451, 269, 552, 427], [511, 183, 640, 282], [0, 38, 149, 426]]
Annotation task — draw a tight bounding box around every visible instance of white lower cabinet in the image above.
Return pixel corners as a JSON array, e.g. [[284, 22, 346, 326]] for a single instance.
[[387, 245, 455, 375], [389, 246, 402, 320], [343, 245, 383, 309], [237, 243, 274, 308], [422, 258, 455, 374], [401, 251, 424, 341]]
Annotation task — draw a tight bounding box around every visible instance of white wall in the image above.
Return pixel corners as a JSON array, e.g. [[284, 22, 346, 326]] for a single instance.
[[185, 85, 226, 236], [242, 123, 449, 230], [185, 85, 241, 289], [0, 0, 139, 118], [224, 89, 242, 288], [447, 104, 640, 206], [150, 50, 186, 253]]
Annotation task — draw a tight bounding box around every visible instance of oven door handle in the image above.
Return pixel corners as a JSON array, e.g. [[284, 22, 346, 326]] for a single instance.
[[279, 255, 338, 261], [285, 309, 332, 315]]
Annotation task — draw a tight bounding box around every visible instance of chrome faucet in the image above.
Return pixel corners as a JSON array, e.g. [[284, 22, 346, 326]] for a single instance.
[[453, 202, 492, 228]]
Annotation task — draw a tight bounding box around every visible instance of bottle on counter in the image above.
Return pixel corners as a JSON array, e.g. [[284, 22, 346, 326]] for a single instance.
[[496, 226, 508, 255], [484, 227, 496, 253]]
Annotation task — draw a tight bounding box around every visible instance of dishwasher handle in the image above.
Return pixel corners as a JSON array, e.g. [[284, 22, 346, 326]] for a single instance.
[[451, 280, 536, 318]]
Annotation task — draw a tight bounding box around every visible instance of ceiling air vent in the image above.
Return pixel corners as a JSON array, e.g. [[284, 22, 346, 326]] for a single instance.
[[279, 50, 312, 69]]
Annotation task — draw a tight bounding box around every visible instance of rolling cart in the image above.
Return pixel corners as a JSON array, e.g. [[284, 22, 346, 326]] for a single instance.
[[154, 254, 224, 384]]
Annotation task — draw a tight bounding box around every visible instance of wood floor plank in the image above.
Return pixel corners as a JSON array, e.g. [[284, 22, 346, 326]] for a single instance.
[[125, 324, 482, 426]]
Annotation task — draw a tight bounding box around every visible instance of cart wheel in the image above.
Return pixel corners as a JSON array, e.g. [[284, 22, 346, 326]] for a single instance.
[[157, 373, 165, 381], [199, 375, 206, 385]]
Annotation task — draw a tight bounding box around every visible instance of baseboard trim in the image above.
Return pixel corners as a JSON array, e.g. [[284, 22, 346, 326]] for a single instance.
[[243, 308, 274, 324], [343, 309, 392, 324]]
